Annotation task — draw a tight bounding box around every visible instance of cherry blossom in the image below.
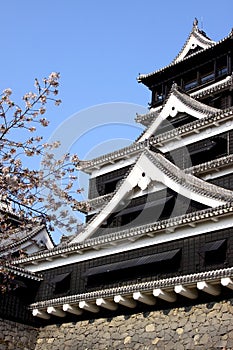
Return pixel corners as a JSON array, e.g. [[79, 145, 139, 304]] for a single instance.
[[0, 72, 85, 255]]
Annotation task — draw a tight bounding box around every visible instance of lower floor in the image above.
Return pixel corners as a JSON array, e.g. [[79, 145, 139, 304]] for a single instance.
[[1, 298, 233, 350]]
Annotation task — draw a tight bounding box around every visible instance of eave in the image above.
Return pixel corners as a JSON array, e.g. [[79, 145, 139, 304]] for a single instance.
[[135, 75, 233, 126], [78, 107, 233, 173], [137, 32, 232, 87], [76, 153, 233, 214], [136, 83, 220, 143], [190, 74, 233, 99], [71, 147, 233, 245], [135, 107, 161, 126], [12, 202, 233, 268], [186, 153, 233, 176], [1, 264, 43, 281], [0, 224, 54, 255], [30, 267, 233, 320]]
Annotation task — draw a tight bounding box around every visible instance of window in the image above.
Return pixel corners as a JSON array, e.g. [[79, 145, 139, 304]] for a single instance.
[[217, 66, 228, 77], [216, 55, 228, 78], [157, 94, 164, 102], [184, 80, 198, 91], [200, 72, 215, 84], [84, 249, 181, 288], [201, 239, 227, 266], [104, 179, 120, 194], [153, 85, 164, 104], [52, 273, 71, 294]]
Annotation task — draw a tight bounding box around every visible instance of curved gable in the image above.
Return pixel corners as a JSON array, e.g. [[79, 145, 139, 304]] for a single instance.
[[173, 19, 215, 64], [137, 84, 220, 142]]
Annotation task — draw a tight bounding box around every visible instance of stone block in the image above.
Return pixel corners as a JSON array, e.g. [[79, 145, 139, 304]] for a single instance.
[[222, 313, 233, 321], [199, 333, 210, 345], [228, 330, 233, 339], [189, 314, 196, 323], [124, 336, 131, 344], [176, 327, 184, 336], [145, 324, 155, 332]]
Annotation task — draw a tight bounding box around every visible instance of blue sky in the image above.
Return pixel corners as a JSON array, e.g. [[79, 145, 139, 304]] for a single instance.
[[2, 0, 233, 135], [2, 0, 233, 241]]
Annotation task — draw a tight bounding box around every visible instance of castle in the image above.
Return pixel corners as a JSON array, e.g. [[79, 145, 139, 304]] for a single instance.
[[1, 19, 233, 349]]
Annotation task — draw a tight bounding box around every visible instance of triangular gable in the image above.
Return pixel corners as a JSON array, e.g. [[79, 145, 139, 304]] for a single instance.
[[70, 149, 232, 244], [173, 18, 215, 64], [137, 84, 220, 142]]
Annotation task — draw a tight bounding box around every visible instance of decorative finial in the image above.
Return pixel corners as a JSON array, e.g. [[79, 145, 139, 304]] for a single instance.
[[193, 18, 198, 27], [171, 82, 178, 91]]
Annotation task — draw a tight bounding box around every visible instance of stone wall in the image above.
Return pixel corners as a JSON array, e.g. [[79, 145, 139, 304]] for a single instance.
[[1, 300, 233, 349], [34, 300, 233, 350], [0, 318, 38, 350]]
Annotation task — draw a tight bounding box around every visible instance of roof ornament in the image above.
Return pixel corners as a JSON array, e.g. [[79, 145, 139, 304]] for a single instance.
[[171, 82, 178, 91], [193, 18, 198, 29]]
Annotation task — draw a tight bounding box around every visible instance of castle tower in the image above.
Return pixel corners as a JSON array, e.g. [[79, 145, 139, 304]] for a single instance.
[[10, 20, 233, 332]]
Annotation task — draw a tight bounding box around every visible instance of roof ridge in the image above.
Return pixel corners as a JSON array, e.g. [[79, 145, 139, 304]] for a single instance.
[[146, 149, 233, 202], [173, 85, 220, 114], [136, 83, 220, 143], [138, 23, 231, 82]]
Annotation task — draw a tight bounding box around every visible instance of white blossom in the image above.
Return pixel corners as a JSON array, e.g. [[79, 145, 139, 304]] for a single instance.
[[3, 88, 12, 96]]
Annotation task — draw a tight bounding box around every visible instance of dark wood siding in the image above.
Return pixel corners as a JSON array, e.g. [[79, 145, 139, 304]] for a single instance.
[[35, 227, 233, 302]]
